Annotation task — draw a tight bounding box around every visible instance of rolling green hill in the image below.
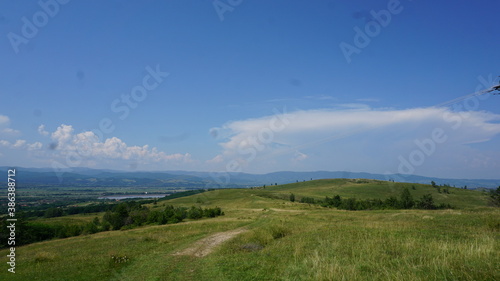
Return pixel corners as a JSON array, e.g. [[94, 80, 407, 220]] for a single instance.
[[1, 179, 498, 280], [260, 179, 490, 208]]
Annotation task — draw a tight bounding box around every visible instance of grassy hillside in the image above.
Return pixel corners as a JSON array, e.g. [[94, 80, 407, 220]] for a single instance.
[[260, 179, 490, 208], [1, 179, 498, 280]]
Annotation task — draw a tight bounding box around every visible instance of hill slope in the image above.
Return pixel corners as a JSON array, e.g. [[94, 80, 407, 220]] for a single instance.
[[1, 180, 498, 280]]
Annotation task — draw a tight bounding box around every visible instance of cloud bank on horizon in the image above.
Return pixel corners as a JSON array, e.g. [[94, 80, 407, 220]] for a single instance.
[[2, 105, 500, 179]]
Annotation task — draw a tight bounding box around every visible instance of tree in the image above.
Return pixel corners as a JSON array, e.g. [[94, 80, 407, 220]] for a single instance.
[[83, 221, 99, 234], [323, 195, 342, 208], [417, 194, 436, 209], [103, 211, 124, 230], [342, 198, 357, 210], [384, 196, 400, 209], [400, 187, 414, 209], [187, 206, 203, 219], [490, 186, 500, 207], [289, 193, 295, 202], [431, 181, 437, 188], [44, 207, 63, 218]]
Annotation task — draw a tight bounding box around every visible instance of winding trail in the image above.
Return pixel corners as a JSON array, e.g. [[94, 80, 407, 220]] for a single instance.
[[173, 228, 248, 257]]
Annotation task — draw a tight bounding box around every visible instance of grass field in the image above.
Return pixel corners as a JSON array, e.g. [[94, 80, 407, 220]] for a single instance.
[[1, 179, 499, 280]]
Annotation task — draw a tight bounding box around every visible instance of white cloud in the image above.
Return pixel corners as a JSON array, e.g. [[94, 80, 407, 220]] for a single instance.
[[292, 151, 308, 162], [38, 124, 49, 136], [0, 115, 20, 136], [209, 107, 500, 177], [51, 124, 74, 146], [46, 125, 194, 168], [12, 140, 26, 148], [0, 139, 41, 151], [0, 115, 8, 126], [1, 122, 197, 170], [28, 142, 43, 150]]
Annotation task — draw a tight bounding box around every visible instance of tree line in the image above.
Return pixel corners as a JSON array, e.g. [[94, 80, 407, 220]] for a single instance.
[[290, 188, 452, 210], [0, 201, 223, 248]]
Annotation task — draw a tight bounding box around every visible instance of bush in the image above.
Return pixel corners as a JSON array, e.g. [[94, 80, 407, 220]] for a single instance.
[[44, 207, 63, 218], [490, 186, 500, 207], [400, 188, 414, 209], [300, 196, 316, 204], [187, 206, 203, 219], [417, 194, 436, 209]]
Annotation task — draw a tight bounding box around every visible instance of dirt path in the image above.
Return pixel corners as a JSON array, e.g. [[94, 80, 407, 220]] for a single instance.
[[173, 228, 248, 257]]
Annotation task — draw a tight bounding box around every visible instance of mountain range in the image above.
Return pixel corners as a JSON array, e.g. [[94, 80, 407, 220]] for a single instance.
[[2, 166, 499, 189]]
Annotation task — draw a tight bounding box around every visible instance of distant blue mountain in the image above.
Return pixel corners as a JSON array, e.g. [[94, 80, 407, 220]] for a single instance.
[[1, 167, 498, 189]]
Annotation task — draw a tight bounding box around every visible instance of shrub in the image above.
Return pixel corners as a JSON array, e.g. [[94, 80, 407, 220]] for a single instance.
[[400, 188, 414, 209], [417, 194, 436, 209]]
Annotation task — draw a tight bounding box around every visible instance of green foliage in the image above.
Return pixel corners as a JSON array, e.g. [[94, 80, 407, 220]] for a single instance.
[[322, 195, 342, 208], [316, 191, 448, 211], [341, 198, 357, 210], [416, 194, 436, 209], [400, 188, 414, 209], [157, 189, 206, 202], [384, 196, 400, 209], [203, 207, 224, 217], [187, 206, 203, 219], [1, 200, 224, 248], [289, 193, 295, 202], [0, 182, 498, 281], [300, 196, 316, 204], [44, 207, 64, 218], [490, 186, 500, 207], [83, 221, 99, 235]]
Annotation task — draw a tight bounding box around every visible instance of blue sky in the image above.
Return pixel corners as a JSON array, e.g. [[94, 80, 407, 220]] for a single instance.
[[1, 0, 500, 179]]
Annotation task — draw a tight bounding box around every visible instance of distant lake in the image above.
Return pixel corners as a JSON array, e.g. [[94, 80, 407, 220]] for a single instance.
[[98, 194, 169, 200]]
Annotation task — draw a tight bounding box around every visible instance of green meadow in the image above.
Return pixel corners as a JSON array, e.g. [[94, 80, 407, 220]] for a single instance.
[[1, 179, 499, 280]]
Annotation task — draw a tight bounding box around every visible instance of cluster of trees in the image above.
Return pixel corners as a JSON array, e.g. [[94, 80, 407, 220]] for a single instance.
[[0, 216, 93, 247], [101, 202, 223, 230], [289, 188, 452, 210], [0, 201, 223, 248]]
